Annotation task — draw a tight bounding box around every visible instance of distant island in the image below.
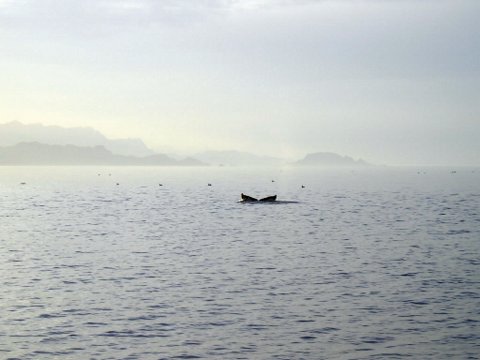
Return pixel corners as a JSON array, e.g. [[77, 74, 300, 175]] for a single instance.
[[293, 152, 369, 166], [0, 142, 205, 166]]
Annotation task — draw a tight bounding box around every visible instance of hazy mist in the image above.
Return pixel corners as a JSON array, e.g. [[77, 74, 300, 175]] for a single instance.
[[1, 0, 479, 165]]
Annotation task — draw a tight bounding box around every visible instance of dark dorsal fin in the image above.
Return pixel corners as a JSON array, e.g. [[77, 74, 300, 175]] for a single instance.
[[259, 195, 277, 202], [241, 193, 258, 202]]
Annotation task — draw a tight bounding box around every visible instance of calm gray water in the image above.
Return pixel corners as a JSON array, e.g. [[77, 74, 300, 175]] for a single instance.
[[1, 166, 479, 360]]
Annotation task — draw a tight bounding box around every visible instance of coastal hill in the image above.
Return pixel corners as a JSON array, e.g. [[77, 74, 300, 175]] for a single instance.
[[293, 152, 369, 166], [0, 142, 205, 166], [0, 121, 154, 157]]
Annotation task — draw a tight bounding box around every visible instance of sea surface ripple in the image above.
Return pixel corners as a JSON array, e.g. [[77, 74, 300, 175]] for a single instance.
[[0, 166, 479, 359]]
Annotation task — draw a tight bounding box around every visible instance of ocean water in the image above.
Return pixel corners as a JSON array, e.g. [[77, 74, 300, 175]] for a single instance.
[[1, 166, 479, 360]]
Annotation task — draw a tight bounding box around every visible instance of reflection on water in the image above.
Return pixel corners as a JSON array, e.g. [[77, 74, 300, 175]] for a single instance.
[[1, 166, 479, 359]]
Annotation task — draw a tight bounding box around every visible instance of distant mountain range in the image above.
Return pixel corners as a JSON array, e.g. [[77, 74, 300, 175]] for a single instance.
[[0, 142, 205, 166], [0, 121, 370, 166], [0, 121, 154, 157], [194, 150, 286, 166]]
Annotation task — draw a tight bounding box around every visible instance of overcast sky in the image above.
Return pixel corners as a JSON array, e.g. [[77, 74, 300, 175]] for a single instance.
[[1, 0, 479, 165]]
